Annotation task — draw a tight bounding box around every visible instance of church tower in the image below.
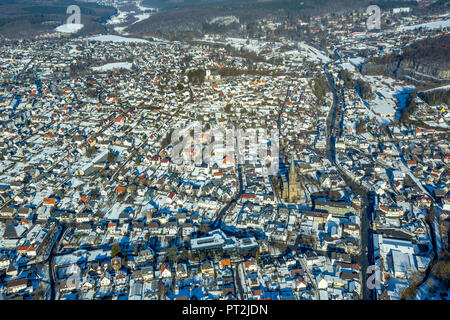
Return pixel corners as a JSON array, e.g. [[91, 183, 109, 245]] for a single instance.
[[288, 157, 301, 202], [281, 156, 302, 203]]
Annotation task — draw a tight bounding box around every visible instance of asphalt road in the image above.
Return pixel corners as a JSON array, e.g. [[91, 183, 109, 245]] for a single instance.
[[325, 71, 376, 300], [48, 225, 65, 300]]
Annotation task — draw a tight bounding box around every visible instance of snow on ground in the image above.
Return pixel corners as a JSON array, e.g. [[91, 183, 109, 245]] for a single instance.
[[114, 26, 129, 35], [349, 57, 365, 67], [433, 207, 444, 254], [224, 37, 264, 53], [385, 277, 410, 300], [421, 84, 450, 93], [367, 95, 397, 125], [200, 36, 328, 62], [206, 38, 331, 63], [298, 42, 330, 63], [88, 35, 149, 43], [340, 62, 356, 72], [55, 24, 84, 34], [105, 202, 130, 220], [424, 121, 450, 129], [133, 13, 151, 24], [54, 253, 81, 266], [106, 1, 157, 29], [107, 11, 128, 25], [68, 44, 82, 55], [397, 19, 450, 32], [416, 275, 449, 300], [360, 75, 415, 124], [136, 0, 157, 12], [92, 62, 133, 72], [53, 249, 110, 266]]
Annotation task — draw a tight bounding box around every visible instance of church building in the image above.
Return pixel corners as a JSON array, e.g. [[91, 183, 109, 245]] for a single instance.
[[281, 157, 302, 203]]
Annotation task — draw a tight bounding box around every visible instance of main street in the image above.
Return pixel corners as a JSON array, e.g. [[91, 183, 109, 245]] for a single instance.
[[47, 225, 65, 300], [325, 70, 376, 300]]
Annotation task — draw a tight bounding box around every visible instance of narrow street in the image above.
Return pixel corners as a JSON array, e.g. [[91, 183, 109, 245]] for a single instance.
[[299, 256, 319, 299]]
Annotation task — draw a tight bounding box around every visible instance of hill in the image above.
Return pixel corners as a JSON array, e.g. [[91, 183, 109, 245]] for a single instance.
[[361, 34, 450, 86], [127, 0, 374, 39], [0, 0, 115, 39]]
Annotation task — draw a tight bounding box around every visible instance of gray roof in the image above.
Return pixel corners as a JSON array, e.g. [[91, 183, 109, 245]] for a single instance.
[[3, 224, 18, 239]]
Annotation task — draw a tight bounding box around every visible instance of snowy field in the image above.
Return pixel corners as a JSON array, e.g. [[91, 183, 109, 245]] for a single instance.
[[298, 42, 330, 63], [136, 0, 157, 12], [92, 62, 133, 72], [397, 19, 450, 32], [55, 24, 84, 34], [340, 62, 356, 72], [105, 0, 157, 33], [225, 37, 264, 53], [359, 75, 415, 125], [107, 11, 128, 25], [199, 36, 330, 65], [88, 35, 149, 43], [421, 84, 450, 93], [133, 13, 151, 24], [349, 57, 365, 67]]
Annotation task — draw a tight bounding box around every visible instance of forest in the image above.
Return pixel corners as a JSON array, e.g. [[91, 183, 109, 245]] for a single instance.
[[340, 69, 374, 100], [418, 88, 450, 106], [128, 0, 376, 38], [366, 34, 450, 70], [135, 0, 450, 40], [0, 0, 115, 38], [362, 34, 450, 84]]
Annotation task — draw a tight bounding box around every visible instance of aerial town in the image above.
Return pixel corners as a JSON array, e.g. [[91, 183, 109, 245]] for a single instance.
[[0, 0, 449, 301]]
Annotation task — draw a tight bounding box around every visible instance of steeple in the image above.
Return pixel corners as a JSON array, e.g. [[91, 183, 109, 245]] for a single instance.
[[289, 156, 296, 183], [288, 155, 301, 203]]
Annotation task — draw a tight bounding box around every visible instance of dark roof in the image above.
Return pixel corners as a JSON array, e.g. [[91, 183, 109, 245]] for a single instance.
[[376, 228, 413, 242], [7, 277, 27, 288], [3, 224, 18, 239], [340, 272, 359, 281], [315, 200, 353, 209]]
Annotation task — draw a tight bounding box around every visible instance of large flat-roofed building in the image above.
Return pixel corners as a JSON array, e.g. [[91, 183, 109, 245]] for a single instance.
[[391, 249, 416, 279], [191, 232, 226, 251], [314, 199, 356, 217], [190, 230, 258, 253]]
